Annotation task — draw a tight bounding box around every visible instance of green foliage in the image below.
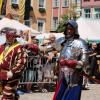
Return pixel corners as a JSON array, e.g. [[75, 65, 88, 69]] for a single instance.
[[56, 14, 78, 32], [56, 15, 69, 33]]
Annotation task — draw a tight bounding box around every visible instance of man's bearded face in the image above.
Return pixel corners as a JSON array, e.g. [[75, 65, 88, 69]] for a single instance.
[[6, 33, 16, 44], [64, 25, 75, 39]]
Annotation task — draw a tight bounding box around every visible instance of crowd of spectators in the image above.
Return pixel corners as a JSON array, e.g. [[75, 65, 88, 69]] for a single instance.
[[0, 28, 100, 95], [88, 42, 100, 82]]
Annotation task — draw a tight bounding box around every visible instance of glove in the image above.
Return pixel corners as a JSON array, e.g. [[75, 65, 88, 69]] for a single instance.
[[65, 60, 77, 68], [59, 59, 66, 66]]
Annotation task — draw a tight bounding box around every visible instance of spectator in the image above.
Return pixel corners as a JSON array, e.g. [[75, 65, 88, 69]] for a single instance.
[[40, 34, 61, 82], [89, 42, 98, 81], [23, 40, 39, 93]]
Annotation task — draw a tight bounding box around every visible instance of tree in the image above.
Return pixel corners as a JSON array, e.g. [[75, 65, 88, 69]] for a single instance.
[[56, 9, 78, 33], [56, 15, 69, 32]]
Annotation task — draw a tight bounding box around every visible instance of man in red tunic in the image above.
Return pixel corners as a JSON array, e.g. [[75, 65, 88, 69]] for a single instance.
[[0, 45, 4, 55], [0, 27, 27, 100]]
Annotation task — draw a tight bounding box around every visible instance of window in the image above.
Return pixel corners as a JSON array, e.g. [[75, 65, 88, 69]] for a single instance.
[[24, 18, 32, 27], [94, 8, 100, 19], [52, 17, 58, 30], [84, 8, 91, 18], [38, 19, 45, 32], [11, 0, 19, 4], [62, 0, 69, 7], [39, 0, 46, 13], [77, 0, 81, 3], [39, 0, 45, 8], [53, 0, 59, 7], [11, 0, 19, 9], [94, 0, 100, 1], [73, 0, 81, 4]]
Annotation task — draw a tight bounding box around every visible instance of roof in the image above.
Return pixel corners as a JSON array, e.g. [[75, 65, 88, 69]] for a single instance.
[[0, 18, 40, 34]]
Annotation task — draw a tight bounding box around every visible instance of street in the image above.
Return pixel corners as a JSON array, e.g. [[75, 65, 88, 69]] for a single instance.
[[0, 84, 99, 100]]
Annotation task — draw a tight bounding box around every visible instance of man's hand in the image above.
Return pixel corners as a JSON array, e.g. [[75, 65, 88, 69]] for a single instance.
[[59, 58, 66, 66], [0, 71, 13, 80], [48, 53, 54, 61], [59, 59, 77, 68]]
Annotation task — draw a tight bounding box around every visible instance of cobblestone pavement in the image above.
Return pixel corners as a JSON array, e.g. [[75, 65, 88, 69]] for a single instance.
[[81, 84, 100, 100], [0, 84, 100, 100]]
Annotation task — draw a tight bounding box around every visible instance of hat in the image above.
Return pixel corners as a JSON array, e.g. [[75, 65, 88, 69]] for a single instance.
[[64, 20, 78, 29], [63, 20, 79, 38], [0, 27, 20, 38]]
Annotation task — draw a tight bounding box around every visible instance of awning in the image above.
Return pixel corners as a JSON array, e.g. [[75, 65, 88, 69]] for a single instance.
[[77, 17, 100, 41]]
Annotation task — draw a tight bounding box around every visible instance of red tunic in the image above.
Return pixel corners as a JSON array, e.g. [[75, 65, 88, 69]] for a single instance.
[[0, 45, 4, 55], [0, 42, 27, 100]]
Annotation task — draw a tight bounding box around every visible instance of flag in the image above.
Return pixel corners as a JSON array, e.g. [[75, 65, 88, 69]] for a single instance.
[[0, 0, 3, 14], [24, 0, 31, 20], [19, 0, 25, 23], [1, 0, 7, 15]]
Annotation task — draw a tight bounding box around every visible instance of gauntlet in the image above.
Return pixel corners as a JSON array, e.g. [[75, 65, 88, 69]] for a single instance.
[[59, 59, 77, 68]]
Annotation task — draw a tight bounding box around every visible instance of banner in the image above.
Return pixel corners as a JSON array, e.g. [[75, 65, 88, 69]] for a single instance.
[[1, 0, 7, 15], [19, 0, 25, 23], [24, 0, 31, 20], [0, 0, 3, 14]]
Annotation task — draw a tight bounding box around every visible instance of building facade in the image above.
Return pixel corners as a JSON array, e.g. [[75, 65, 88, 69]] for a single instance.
[[31, 0, 52, 33], [51, 0, 81, 31], [82, 0, 100, 19], [4, 0, 52, 33], [0, 0, 81, 32]]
